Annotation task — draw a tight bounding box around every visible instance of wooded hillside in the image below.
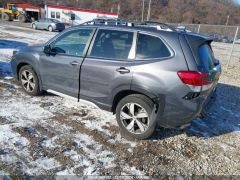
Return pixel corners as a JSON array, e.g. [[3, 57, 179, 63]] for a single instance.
[[1, 0, 240, 25]]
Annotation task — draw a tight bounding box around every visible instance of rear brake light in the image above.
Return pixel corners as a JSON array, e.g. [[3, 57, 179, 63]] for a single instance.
[[177, 71, 211, 86], [177, 71, 213, 92]]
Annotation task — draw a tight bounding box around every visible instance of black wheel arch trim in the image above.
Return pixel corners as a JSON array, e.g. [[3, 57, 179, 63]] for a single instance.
[[111, 85, 166, 116]]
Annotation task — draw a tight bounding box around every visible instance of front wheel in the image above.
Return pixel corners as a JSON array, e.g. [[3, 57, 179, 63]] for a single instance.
[[116, 94, 156, 140], [19, 65, 41, 96], [18, 14, 26, 23], [48, 26, 53, 32]]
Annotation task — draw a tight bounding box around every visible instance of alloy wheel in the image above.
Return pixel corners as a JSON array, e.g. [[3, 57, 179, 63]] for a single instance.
[[120, 103, 149, 134], [20, 70, 35, 92]]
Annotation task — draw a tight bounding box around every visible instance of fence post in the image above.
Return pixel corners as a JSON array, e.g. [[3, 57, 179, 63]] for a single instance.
[[197, 24, 201, 33], [227, 26, 239, 69]]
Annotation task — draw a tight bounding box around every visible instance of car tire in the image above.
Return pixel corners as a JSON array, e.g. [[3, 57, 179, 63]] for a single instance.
[[48, 26, 53, 32], [32, 23, 37, 30], [19, 65, 41, 96], [116, 94, 156, 140]]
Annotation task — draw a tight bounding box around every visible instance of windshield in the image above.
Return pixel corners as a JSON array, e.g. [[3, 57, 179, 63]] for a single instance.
[[9, 5, 17, 11]]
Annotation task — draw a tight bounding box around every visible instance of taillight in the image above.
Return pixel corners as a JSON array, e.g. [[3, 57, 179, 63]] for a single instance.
[[177, 71, 212, 92]]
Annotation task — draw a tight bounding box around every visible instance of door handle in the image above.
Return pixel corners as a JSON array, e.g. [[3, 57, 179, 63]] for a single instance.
[[116, 67, 130, 74], [70, 61, 79, 66]]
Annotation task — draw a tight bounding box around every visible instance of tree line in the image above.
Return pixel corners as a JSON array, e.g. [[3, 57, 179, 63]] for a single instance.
[[1, 0, 240, 25]]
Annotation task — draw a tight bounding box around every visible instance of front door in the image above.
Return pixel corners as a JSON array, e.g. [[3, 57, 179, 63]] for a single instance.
[[39, 28, 95, 98]]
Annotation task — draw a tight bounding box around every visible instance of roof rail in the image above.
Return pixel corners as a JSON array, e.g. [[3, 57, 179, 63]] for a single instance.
[[80, 19, 190, 33], [81, 18, 128, 26], [139, 21, 176, 32]]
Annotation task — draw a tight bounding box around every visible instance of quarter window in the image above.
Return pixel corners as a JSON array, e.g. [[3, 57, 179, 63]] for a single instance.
[[51, 11, 55, 18], [90, 29, 134, 60], [51, 29, 93, 56], [136, 33, 171, 60], [198, 44, 215, 71]]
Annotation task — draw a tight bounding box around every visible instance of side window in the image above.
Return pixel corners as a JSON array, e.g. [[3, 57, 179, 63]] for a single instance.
[[90, 29, 133, 60], [51, 11, 55, 18], [56, 12, 60, 19], [136, 33, 171, 60], [51, 29, 93, 56]]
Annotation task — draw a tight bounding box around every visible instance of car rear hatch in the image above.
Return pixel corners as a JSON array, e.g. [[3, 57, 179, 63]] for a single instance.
[[179, 32, 221, 95]]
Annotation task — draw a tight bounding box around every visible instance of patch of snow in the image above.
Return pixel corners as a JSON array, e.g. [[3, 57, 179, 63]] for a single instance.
[[0, 125, 30, 149], [0, 49, 15, 60], [4, 76, 13, 80], [31, 157, 60, 171], [42, 136, 59, 149], [0, 80, 18, 89], [0, 101, 53, 126], [108, 133, 137, 148]]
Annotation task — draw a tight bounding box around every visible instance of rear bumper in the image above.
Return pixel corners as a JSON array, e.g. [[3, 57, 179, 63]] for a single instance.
[[156, 84, 218, 128], [55, 26, 65, 31]]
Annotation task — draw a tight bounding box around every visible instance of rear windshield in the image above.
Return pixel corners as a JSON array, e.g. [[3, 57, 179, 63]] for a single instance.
[[198, 44, 215, 71]]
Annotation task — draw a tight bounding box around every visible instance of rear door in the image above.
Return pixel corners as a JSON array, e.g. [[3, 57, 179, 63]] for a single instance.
[[80, 28, 136, 109], [39, 28, 95, 98]]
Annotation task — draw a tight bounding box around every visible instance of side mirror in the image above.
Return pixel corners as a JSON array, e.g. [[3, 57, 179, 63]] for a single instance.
[[43, 45, 57, 56], [43, 45, 51, 54]]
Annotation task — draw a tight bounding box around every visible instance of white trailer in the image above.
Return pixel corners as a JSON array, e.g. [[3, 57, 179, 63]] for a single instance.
[[45, 4, 118, 25]]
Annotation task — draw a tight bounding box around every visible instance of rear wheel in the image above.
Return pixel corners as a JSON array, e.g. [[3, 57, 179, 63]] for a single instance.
[[19, 65, 41, 96], [2, 13, 11, 21], [116, 94, 156, 140], [48, 26, 53, 32]]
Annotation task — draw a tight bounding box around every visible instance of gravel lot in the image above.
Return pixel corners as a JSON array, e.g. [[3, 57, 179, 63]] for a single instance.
[[0, 21, 239, 177]]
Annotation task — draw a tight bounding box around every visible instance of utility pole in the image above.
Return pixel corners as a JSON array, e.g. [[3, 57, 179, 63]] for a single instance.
[[117, 3, 120, 16], [226, 15, 230, 26], [142, 0, 145, 22], [147, 0, 152, 21]]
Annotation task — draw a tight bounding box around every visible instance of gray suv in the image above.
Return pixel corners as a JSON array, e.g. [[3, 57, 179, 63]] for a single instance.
[[10, 23, 221, 139]]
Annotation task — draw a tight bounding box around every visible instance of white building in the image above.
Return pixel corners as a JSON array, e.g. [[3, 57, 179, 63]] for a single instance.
[[45, 4, 118, 25]]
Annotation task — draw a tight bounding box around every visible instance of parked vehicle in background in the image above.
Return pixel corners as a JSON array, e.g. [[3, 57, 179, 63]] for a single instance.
[[222, 35, 234, 43], [11, 21, 221, 139], [31, 18, 65, 32], [235, 35, 240, 44], [208, 33, 234, 43]]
